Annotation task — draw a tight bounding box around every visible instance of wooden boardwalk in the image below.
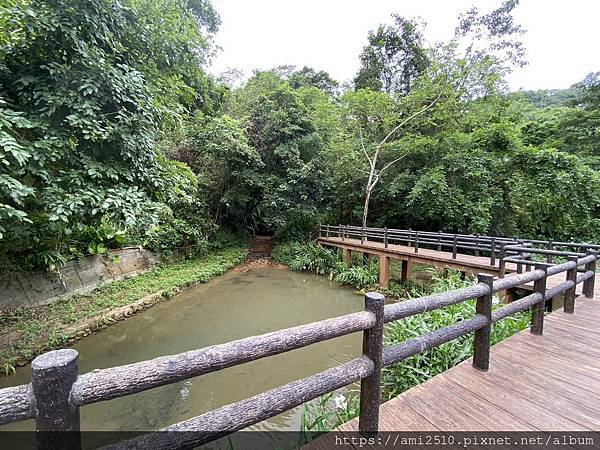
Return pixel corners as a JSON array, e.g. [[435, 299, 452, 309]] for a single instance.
[[318, 236, 503, 273], [318, 236, 600, 297], [317, 295, 600, 438]]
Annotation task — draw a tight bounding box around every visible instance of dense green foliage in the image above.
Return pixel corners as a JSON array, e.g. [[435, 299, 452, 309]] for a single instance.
[[273, 242, 378, 289], [1, 0, 599, 272], [0, 0, 221, 270], [518, 72, 600, 168]]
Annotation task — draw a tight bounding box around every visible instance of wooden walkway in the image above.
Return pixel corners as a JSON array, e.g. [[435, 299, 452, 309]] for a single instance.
[[318, 236, 503, 273], [318, 236, 600, 297], [311, 295, 600, 440]]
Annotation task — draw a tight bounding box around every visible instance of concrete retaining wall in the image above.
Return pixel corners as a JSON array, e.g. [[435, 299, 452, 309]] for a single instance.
[[0, 247, 159, 312]]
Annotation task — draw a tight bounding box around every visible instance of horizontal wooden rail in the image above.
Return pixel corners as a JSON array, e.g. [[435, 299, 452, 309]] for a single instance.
[[546, 260, 577, 276], [71, 310, 375, 406], [544, 279, 576, 301], [576, 270, 595, 284], [0, 245, 597, 450], [384, 284, 489, 323], [491, 292, 544, 322], [383, 315, 488, 366], [104, 357, 374, 450], [0, 384, 34, 426]]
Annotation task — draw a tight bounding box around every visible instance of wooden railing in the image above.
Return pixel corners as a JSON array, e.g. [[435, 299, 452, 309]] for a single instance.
[[317, 224, 600, 269], [0, 251, 597, 449]]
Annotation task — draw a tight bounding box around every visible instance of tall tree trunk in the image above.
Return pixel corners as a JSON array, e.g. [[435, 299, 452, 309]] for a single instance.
[[362, 187, 372, 229]]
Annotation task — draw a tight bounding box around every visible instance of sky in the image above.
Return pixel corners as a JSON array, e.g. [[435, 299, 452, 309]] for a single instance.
[[208, 0, 600, 91]]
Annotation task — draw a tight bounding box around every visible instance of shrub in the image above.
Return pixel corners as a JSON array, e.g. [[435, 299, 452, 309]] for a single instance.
[[333, 264, 379, 288], [273, 242, 340, 275]]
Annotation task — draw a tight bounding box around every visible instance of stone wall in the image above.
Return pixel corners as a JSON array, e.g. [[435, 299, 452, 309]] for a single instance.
[[0, 247, 159, 312]]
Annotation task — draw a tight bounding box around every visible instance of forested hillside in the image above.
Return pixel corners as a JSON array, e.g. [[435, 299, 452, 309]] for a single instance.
[[1, 0, 599, 272]]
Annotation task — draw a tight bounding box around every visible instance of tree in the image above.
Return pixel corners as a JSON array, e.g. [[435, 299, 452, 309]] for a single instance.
[[354, 15, 428, 95], [356, 95, 440, 229], [454, 0, 527, 77], [570, 72, 600, 110], [0, 0, 221, 269], [226, 71, 328, 234], [288, 66, 339, 94], [172, 113, 263, 227]]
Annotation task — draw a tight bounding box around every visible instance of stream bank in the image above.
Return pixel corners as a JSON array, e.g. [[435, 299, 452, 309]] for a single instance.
[[0, 246, 248, 372]]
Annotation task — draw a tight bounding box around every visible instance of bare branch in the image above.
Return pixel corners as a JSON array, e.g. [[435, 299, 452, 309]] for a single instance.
[[379, 92, 443, 148], [348, 161, 372, 176], [379, 152, 410, 175], [357, 124, 374, 169]]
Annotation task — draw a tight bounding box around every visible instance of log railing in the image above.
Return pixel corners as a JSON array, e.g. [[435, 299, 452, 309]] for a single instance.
[[318, 224, 599, 269], [0, 252, 597, 449]]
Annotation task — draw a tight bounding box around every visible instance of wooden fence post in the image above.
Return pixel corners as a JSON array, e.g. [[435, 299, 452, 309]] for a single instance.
[[525, 241, 533, 272], [361, 227, 365, 244], [384, 227, 388, 249], [547, 239, 554, 264], [490, 238, 496, 266], [473, 274, 493, 371], [564, 256, 578, 314], [498, 245, 506, 278], [414, 232, 419, 254], [531, 264, 547, 335], [379, 256, 390, 288], [516, 240, 524, 274], [408, 228, 412, 248], [32, 349, 81, 450], [452, 235, 457, 260], [359, 292, 385, 434], [583, 249, 597, 298]]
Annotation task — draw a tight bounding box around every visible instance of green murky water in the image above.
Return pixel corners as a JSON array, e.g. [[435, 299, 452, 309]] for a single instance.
[[0, 269, 363, 438]]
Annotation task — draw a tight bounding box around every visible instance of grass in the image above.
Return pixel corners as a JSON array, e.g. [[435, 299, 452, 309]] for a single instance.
[[0, 246, 248, 373]]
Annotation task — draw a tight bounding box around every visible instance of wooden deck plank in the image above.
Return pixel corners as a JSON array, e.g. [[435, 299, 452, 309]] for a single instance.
[[475, 359, 600, 429], [526, 327, 600, 353], [491, 353, 600, 413], [332, 295, 600, 433], [447, 364, 587, 431], [422, 374, 539, 431], [506, 335, 600, 368]]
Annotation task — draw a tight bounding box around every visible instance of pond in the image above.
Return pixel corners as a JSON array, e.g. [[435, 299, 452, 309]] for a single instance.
[[0, 268, 364, 444]]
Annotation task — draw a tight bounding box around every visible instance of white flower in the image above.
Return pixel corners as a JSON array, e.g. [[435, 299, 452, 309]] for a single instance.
[[333, 394, 347, 411]]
